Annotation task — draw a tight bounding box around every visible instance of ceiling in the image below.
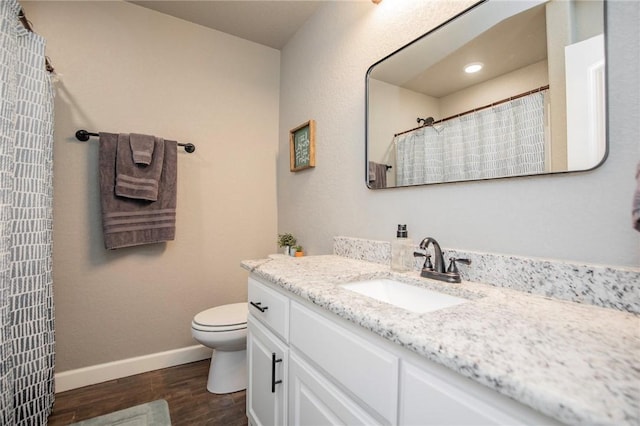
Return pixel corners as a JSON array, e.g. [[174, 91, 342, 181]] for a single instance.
[[370, 3, 548, 98], [127, 1, 324, 50], [405, 4, 547, 97]]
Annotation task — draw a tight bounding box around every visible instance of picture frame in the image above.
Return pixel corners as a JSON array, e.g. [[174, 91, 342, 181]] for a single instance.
[[289, 120, 316, 172]]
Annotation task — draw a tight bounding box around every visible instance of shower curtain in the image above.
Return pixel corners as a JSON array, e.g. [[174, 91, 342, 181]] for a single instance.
[[396, 91, 546, 185], [0, 0, 55, 424]]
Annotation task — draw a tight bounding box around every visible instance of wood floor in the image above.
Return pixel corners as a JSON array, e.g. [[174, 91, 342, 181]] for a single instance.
[[47, 360, 248, 426]]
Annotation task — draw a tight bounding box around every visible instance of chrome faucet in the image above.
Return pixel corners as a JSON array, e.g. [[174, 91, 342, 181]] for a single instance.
[[416, 237, 471, 284]]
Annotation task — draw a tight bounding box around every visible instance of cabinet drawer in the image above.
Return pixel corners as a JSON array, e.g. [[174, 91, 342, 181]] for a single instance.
[[290, 301, 399, 425], [248, 277, 289, 342]]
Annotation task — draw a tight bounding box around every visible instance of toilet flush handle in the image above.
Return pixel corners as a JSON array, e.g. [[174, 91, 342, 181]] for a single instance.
[[250, 301, 268, 313]]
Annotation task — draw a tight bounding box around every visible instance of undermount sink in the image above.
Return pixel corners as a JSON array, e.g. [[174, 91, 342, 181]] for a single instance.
[[340, 279, 467, 313]]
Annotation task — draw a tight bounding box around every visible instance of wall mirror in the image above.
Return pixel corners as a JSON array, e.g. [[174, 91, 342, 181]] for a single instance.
[[366, 0, 606, 189]]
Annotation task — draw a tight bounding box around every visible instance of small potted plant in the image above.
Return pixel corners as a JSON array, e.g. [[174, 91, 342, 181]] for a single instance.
[[277, 233, 297, 256], [293, 246, 304, 257]]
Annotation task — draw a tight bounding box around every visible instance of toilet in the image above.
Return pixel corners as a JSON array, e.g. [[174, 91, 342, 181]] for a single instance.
[[191, 302, 248, 394]]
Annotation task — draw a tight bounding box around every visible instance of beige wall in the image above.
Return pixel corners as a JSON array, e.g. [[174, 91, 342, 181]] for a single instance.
[[278, 0, 639, 267], [546, 1, 572, 171], [22, 1, 279, 372], [439, 60, 549, 117], [368, 78, 440, 186]]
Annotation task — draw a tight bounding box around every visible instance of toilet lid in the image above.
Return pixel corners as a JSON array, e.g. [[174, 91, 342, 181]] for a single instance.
[[193, 302, 247, 328]]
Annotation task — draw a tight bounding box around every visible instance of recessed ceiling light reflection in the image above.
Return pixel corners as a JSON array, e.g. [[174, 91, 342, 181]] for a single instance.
[[464, 63, 483, 74]]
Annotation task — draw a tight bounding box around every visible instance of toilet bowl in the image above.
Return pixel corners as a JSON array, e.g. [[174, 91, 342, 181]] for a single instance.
[[191, 302, 248, 394]]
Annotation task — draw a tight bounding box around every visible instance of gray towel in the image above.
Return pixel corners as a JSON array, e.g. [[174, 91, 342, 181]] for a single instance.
[[368, 161, 376, 182], [115, 134, 165, 201], [634, 162, 640, 232], [368, 161, 388, 189], [99, 132, 177, 250], [130, 133, 155, 165]]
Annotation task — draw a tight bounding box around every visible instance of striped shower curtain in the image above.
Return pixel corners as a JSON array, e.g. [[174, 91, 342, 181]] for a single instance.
[[0, 0, 55, 424], [396, 90, 546, 185]]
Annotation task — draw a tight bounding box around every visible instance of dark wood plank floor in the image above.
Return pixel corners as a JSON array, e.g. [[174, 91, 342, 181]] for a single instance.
[[47, 360, 248, 426]]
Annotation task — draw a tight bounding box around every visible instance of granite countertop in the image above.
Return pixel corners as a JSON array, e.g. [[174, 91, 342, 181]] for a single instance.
[[241, 255, 640, 426]]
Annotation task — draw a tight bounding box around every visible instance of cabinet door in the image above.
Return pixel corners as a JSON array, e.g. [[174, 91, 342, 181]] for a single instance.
[[247, 317, 288, 426], [290, 301, 399, 424], [289, 352, 382, 426]]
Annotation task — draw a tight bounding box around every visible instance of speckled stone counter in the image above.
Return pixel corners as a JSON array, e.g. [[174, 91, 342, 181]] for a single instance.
[[241, 255, 640, 426], [333, 236, 640, 314]]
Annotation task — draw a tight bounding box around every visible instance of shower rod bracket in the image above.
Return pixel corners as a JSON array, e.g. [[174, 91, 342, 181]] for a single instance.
[[417, 117, 435, 127]]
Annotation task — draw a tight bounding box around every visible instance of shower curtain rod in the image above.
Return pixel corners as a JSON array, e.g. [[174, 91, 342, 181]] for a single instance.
[[393, 84, 550, 137], [75, 130, 196, 153]]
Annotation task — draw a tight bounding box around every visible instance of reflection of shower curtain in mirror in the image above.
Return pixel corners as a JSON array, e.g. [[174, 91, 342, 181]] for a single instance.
[[396, 91, 546, 185], [0, 0, 55, 424]]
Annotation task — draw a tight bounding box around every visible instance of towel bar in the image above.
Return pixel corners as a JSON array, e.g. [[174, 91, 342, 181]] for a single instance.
[[75, 130, 196, 153]]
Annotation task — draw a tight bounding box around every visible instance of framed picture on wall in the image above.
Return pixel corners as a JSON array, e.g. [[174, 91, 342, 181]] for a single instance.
[[289, 120, 316, 172]]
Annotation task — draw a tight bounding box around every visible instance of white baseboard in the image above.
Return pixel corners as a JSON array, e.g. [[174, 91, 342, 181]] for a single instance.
[[55, 345, 212, 393]]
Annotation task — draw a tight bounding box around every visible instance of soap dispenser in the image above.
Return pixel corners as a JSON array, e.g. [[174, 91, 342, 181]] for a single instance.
[[391, 224, 414, 272]]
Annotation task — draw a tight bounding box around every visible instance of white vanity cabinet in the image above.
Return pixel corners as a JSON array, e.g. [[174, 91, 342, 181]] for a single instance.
[[247, 275, 561, 426]]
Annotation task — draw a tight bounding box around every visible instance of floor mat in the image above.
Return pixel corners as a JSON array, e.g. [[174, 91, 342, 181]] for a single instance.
[[69, 399, 171, 426]]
